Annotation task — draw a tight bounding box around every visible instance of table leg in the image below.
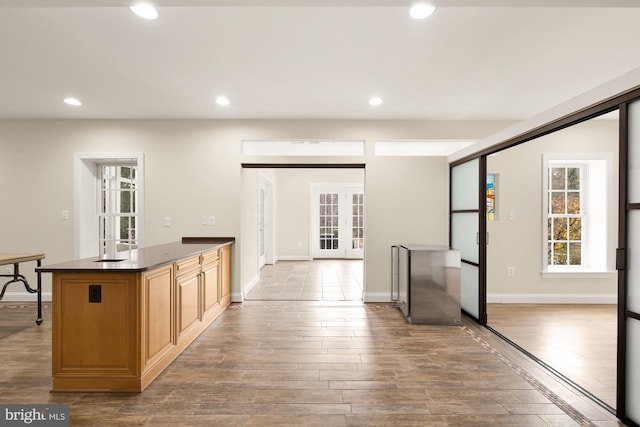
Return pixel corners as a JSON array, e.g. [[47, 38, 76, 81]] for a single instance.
[[36, 259, 42, 325]]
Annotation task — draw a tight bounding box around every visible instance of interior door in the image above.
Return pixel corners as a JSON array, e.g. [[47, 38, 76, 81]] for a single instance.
[[312, 185, 364, 259], [622, 99, 640, 425], [450, 158, 486, 323], [346, 187, 364, 259], [258, 187, 266, 268]]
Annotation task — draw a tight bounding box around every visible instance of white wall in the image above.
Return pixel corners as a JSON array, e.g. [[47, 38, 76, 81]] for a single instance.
[[274, 168, 363, 259], [487, 118, 618, 302], [0, 119, 511, 302]]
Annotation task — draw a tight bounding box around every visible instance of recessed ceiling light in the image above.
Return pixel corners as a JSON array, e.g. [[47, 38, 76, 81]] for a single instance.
[[63, 97, 82, 107], [409, 3, 436, 19], [130, 3, 159, 20], [369, 97, 383, 106], [215, 96, 230, 106]]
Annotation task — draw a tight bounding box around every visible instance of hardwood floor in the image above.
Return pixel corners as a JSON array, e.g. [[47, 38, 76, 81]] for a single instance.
[[246, 260, 363, 301], [487, 304, 617, 409], [0, 301, 624, 426]]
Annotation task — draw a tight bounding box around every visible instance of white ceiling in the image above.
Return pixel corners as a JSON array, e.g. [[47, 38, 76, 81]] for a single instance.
[[1, 0, 640, 120]]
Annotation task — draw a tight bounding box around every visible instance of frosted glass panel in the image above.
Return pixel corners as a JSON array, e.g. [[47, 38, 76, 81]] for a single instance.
[[451, 159, 479, 210], [629, 100, 640, 203], [451, 212, 479, 263], [627, 318, 640, 424], [630, 210, 640, 313], [461, 263, 479, 319]]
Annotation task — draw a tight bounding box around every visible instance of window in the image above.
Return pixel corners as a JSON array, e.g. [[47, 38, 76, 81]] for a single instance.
[[542, 154, 613, 276], [98, 164, 139, 256], [547, 164, 584, 266]]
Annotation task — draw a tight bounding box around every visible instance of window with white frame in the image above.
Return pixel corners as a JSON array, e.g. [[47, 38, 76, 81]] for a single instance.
[[98, 164, 139, 256], [542, 154, 612, 276], [547, 164, 585, 266]]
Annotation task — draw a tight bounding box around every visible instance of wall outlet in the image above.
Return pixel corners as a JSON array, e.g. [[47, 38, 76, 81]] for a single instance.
[[507, 266, 515, 277], [508, 211, 516, 221], [61, 210, 70, 220]]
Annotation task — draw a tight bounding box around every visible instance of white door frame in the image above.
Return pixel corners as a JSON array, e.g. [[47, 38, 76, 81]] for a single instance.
[[258, 173, 274, 268], [309, 183, 364, 260]]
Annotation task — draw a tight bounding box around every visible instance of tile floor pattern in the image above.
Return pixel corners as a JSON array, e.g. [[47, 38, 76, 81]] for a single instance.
[[246, 260, 363, 301], [0, 301, 625, 426]]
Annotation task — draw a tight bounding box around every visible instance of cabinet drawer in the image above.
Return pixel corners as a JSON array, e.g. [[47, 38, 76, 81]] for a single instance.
[[201, 249, 219, 266], [175, 255, 200, 276]]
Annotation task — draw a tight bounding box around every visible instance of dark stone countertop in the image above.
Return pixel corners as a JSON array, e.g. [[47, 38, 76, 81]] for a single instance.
[[36, 237, 234, 273]]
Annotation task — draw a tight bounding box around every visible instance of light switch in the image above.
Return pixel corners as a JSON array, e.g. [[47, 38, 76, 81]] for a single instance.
[[61, 210, 70, 220], [208, 216, 216, 226], [163, 217, 172, 227]]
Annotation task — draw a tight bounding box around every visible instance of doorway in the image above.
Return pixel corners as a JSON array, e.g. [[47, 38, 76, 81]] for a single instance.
[[484, 114, 619, 410], [242, 165, 365, 302]]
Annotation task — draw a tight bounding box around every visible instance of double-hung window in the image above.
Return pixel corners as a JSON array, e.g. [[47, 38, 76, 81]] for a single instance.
[[547, 163, 585, 266], [542, 154, 613, 277], [98, 164, 139, 256]]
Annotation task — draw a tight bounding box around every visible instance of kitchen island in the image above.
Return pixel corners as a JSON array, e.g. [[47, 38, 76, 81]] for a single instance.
[[37, 238, 233, 392]]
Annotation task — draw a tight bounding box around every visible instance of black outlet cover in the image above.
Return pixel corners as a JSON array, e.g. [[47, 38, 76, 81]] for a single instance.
[[89, 284, 101, 303]]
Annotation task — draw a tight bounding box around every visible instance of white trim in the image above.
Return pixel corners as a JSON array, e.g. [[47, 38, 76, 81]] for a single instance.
[[542, 270, 616, 279], [487, 293, 617, 304], [74, 152, 145, 259], [276, 255, 312, 261], [231, 292, 244, 303], [1, 292, 52, 302], [363, 292, 393, 303], [243, 274, 260, 297], [541, 153, 613, 273]]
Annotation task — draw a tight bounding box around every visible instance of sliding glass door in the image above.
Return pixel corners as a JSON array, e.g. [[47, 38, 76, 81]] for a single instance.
[[622, 99, 640, 425], [450, 158, 486, 323]]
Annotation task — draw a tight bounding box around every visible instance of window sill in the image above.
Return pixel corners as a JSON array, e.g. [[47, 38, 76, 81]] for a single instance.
[[541, 269, 616, 279]]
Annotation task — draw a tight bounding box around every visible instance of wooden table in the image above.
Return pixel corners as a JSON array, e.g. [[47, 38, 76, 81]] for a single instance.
[[0, 253, 46, 325]]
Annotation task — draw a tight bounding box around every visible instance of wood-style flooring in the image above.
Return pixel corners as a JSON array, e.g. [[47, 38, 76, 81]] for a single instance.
[[487, 304, 617, 409], [0, 301, 624, 426]]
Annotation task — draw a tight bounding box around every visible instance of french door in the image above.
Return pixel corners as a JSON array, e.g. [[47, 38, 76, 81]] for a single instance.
[[311, 185, 364, 259]]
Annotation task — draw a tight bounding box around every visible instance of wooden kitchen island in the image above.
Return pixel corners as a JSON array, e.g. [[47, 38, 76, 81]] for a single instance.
[[37, 238, 233, 392]]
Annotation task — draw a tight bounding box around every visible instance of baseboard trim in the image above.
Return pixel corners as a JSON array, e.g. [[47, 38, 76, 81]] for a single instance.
[[363, 292, 392, 303], [487, 293, 617, 304], [276, 255, 311, 261], [241, 274, 260, 301], [0, 292, 52, 302]]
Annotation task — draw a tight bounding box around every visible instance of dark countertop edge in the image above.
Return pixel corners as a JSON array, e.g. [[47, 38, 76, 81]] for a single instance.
[[36, 238, 234, 273]]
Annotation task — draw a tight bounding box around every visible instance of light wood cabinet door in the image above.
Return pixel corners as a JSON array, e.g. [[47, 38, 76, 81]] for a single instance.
[[202, 260, 220, 317], [142, 265, 174, 371], [220, 245, 232, 304], [176, 267, 201, 342]]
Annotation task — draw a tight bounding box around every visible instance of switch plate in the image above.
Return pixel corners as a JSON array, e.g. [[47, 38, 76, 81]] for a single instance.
[[61, 210, 70, 220], [508, 211, 516, 221], [163, 217, 171, 227], [208, 216, 216, 226]]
